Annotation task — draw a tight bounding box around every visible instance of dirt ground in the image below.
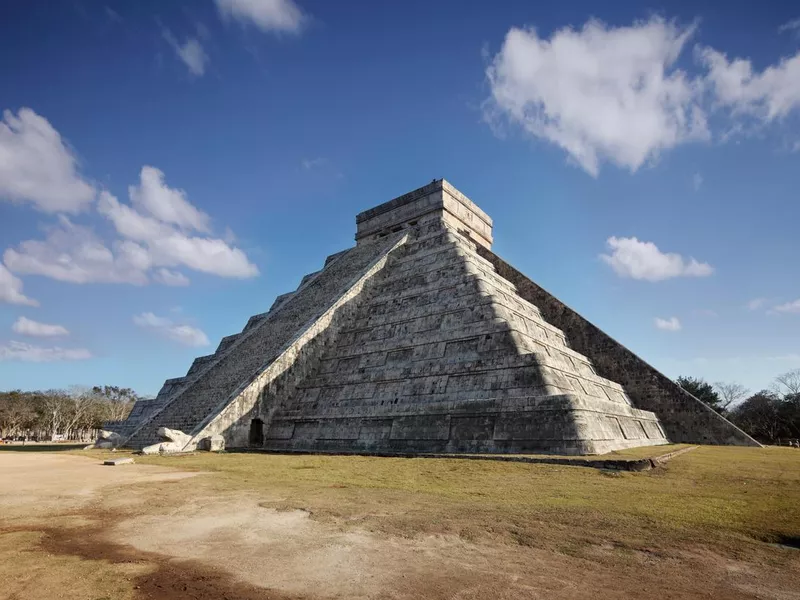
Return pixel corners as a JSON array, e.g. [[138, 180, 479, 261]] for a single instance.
[[1, 450, 798, 600]]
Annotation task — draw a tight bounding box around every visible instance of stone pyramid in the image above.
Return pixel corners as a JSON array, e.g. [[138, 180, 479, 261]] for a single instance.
[[120, 180, 758, 454]]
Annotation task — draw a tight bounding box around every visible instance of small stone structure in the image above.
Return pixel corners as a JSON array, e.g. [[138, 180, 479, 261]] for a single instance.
[[87, 430, 122, 450], [140, 427, 192, 455], [112, 180, 759, 455], [198, 434, 225, 452]]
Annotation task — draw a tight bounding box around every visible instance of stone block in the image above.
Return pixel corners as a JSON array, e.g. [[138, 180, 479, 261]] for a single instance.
[[198, 434, 225, 452]]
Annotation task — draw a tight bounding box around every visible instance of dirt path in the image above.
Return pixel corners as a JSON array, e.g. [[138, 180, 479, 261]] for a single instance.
[[1, 452, 798, 600]]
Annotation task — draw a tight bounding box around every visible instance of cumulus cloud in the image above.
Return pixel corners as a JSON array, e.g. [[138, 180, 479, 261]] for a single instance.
[[655, 316, 682, 331], [485, 17, 800, 173], [129, 166, 210, 232], [163, 30, 208, 76], [215, 0, 306, 33], [771, 299, 800, 314], [699, 47, 800, 122], [485, 17, 708, 176], [4, 167, 257, 286], [0, 263, 38, 306], [4, 216, 151, 285], [0, 340, 91, 362], [98, 189, 258, 279], [0, 108, 95, 213], [153, 268, 190, 286], [600, 236, 714, 281], [133, 312, 210, 347], [12, 316, 69, 337]]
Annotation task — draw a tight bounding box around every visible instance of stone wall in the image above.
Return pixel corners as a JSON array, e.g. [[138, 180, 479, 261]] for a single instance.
[[355, 179, 494, 249], [475, 246, 759, 447]]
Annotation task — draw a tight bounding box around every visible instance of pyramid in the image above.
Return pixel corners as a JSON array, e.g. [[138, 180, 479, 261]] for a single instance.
[[120, 180, 758, 455]]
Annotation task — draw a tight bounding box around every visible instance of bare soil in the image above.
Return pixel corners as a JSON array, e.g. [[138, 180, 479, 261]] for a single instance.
[[0, 450, 798, 600]]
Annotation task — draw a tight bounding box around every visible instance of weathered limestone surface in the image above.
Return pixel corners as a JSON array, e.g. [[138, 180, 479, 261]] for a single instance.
[[104, 397, 167, 439], [87, 429, 122, 450], [115, 179, 757, 455], [198, 434, 225, 452], [140, 427, 191, 455], [471, 249, 760, 447], [123, 234, 406, 449], [263, 222, 667, 455]]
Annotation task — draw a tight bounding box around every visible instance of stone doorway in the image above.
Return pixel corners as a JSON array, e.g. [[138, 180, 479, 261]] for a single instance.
[[249, 418, 264, 447]]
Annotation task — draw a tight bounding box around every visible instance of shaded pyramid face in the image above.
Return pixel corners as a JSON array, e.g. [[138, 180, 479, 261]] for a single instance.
[[121, 180, 758, 454]]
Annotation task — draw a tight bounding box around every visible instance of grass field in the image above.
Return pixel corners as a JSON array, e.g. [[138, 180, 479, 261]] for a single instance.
[[76, 444, 799, 548], [2, 445, 799, 599]]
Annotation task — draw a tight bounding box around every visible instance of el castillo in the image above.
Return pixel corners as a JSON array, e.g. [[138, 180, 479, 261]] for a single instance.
[[2, 2, 799, 598], [112, 179, 758, 456]]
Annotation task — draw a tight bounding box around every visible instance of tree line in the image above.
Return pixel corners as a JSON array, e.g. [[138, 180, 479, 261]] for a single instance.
[[2, 369, 799, 445], [0, 386, 139, 442], [677, 368, 800, 444]]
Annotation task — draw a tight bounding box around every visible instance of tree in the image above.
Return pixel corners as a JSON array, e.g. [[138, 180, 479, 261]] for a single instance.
[[773, 369, 800, 397], [713, 382, 750, 413], [37, 389, 70, 441], [0, 391, 35, 437], [61, 386, 100, 440], [730, 391, 783, 443], [677, 376, 722, 411], [91, 385, 137, 422], [777, 393, 800, 438]]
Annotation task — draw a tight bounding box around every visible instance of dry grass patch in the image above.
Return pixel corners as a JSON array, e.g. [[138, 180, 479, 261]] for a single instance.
[[75, 445, 800, 552], [3, 445, 798, 599]]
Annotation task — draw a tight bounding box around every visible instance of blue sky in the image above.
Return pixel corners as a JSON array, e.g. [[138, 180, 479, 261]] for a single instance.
[[1, 0, 799, 397]]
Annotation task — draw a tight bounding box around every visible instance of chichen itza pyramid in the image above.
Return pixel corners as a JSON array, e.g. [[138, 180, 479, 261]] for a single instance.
[[112, 179, 758, 455]]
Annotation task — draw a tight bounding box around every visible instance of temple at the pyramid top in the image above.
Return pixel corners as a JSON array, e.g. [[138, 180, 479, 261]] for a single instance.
[[355, 179, 494, 249]]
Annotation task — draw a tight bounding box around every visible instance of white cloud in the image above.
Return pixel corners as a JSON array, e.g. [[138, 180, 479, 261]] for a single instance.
[[600, 236, 714, 281], [0, 340, 91, 362], [3, 216, 150, 285], [12, 316, 69, 337], [129, 166, 210, 232], [655, 316, 682, 331], [779, 18, 800, 34], [484, 17, 800, 171], [0, 108, 95, 213], [153, 268, 190, 286], [0, 264, 38, 306], [133, 312, 172, 328], [301, 157, 327, 170], [485, 17, 708, 176], [693, 308, 718, 318], [133, 312, 210, 347], [692, 172, 703, 191], [215, 0, 306, 33], [699, 47, 800, 122], [747, 297, 768, 311], [771, 299, 800, 314], [98, 190, 258, 279], [5, 170, 258, 286], [162, 27, 208, 77]]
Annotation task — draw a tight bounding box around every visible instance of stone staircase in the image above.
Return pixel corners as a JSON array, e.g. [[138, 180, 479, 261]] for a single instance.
[[124, 237, 403, 449]]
